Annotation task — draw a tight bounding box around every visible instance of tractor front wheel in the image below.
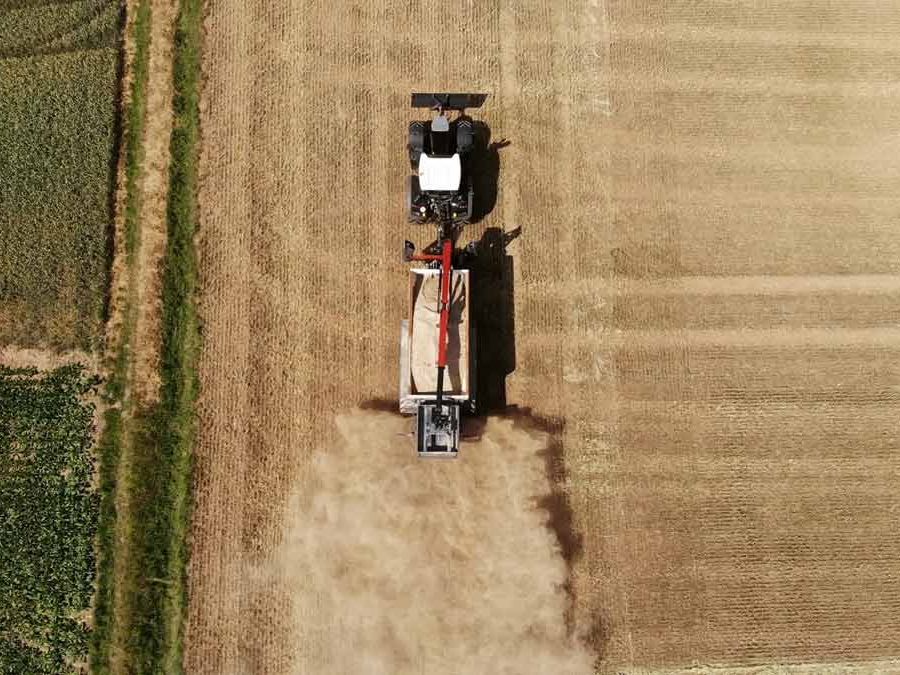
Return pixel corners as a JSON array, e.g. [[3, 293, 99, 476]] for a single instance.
[[456, 119, 474, 155], [408, 121, 425, 167]]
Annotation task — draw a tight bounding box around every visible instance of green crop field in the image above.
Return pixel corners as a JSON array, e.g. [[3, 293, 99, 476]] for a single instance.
[[0, 0, 120, 59], [0, 365, 101, 673], [0, 0, 121, 350]]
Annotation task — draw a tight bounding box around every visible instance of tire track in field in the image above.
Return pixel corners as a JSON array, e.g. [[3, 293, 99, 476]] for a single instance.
[[106, 1, 177, 670]]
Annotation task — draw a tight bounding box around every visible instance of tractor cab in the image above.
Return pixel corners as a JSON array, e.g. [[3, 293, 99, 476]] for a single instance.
[[401, 93, 487, 458], [417, 153, 462, 192], [429, 113, 452, 155], [406, 92, 483, 227]]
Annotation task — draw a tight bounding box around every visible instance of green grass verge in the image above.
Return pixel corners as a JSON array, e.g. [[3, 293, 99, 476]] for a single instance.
[[89, 0, 151, 670], [0, 46, 118, 349], [89, 0, 202, 670], [142, 0, 203, 667]]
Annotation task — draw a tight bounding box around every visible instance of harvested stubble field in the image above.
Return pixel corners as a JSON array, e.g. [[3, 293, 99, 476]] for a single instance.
[[189, 0, 900, 673]]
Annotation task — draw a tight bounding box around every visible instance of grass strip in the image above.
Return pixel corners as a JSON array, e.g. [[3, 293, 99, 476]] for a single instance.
[[124, 0, 202, 668], [89, 0, 151, 670], [90, 0, 203, 670]]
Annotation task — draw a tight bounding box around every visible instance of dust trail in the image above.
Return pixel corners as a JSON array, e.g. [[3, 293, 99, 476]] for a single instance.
[[270, 410, 595, 675]]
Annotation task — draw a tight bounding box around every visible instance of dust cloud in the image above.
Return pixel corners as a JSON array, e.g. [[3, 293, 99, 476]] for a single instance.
[[270, 410, 595, 675]]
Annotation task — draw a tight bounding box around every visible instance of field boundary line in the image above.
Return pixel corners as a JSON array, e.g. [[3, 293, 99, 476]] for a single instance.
[[526, 326, 900, 350], [526, 274, 900, 298], [628, 658, 900, 675]]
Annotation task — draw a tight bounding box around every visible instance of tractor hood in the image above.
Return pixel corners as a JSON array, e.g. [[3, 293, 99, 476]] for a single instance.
[[418, 153, 461, 192]]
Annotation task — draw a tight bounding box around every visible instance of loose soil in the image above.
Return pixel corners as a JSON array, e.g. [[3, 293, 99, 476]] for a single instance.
[[241, 411, 594, 674], [187, 1, 900, 672]]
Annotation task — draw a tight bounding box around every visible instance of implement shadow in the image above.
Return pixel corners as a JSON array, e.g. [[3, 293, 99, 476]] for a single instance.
[[468, 226, 520, 414], [463, 222, 602, 657]]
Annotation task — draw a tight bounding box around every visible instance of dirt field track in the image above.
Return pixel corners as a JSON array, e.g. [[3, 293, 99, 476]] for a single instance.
[[187, 1, 900, 672]]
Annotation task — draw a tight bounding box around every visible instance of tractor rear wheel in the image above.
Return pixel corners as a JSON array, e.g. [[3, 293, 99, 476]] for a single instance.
[[456, 119, 474, 155], [408, 121, 425, 166]]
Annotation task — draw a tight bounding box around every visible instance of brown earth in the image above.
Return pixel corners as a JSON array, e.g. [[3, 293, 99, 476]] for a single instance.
[[106, 0, 175, 407], [186, 0, 900, 673], [0, 345, 97, 371], [127, 0, 176, 405], [249, 411, 595, 674]]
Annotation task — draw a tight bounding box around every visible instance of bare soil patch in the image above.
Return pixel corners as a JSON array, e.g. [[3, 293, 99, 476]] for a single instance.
[[0, 345, 96, 371], [241, 411, 593, 674]]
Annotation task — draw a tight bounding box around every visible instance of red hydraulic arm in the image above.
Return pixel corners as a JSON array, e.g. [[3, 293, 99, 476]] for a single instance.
[[409, 239, 453, 403], [436, 239, 452, 368]]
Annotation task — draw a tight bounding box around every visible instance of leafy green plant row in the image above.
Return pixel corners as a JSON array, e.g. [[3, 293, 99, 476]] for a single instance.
[[0, 365, 101, 674], [0, 46, 119, 350]]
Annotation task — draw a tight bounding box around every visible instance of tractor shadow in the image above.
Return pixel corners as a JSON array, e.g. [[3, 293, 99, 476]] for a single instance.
[[468, 121, 510, 224]]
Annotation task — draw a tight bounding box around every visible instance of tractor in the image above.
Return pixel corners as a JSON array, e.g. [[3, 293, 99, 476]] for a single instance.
[[399, 93, 487, 457]]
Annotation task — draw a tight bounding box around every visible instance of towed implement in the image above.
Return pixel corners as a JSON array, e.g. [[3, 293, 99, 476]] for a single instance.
[[399, 93, 486, 457]]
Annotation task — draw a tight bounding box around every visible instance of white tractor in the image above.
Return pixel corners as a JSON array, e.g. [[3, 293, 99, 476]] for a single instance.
[[400, 93, 487, 457]]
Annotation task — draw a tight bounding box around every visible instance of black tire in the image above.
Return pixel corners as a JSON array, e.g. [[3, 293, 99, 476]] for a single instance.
[[467, 319, 477, 415], [456, 119, 474, 155], [407, 175, 425, 223], [408, 121, 425, 166]]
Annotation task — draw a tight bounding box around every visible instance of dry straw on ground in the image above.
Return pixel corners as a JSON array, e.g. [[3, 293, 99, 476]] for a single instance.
[[188, 0, 900, 672], [239, 411, 594, 675]]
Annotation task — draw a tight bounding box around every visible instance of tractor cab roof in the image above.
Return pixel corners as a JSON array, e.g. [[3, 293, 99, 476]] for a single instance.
[[431, 114, 450, 133], [418, 153, 461, 192]]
